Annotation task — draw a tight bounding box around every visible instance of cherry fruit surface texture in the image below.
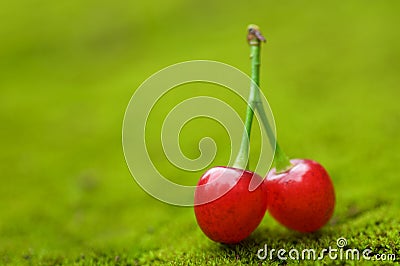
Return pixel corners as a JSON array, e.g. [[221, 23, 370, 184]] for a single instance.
[[194, 167, 268, 244], [265, 159, 335, 232]]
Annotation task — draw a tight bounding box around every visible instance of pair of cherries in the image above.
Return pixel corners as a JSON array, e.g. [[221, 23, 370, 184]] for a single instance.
[[193, 25, 335, 244], [194, 159, 335, 244]]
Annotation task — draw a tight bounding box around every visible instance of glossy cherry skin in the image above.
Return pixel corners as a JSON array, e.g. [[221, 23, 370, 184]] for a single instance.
[[265, 159, 335, 233], [194, 166, 268, 244]]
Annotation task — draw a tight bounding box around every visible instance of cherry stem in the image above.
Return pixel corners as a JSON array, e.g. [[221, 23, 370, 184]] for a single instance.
[[232, 56, 256, 169], [232, 27, 261, 169], [234, 24, 292, 173]]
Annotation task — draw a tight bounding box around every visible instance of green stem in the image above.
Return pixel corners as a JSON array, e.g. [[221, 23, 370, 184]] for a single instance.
[[237, 24, 293, 173], [231, 98, 254, 169], [273, 142, 292, 173], [232, 45, 259, 169]]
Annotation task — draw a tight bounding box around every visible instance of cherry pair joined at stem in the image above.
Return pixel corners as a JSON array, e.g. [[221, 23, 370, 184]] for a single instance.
[[194, 25, 335, 244]]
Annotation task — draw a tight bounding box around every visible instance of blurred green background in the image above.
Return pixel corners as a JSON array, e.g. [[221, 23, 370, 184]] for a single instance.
[[1, 0, 399, 264]]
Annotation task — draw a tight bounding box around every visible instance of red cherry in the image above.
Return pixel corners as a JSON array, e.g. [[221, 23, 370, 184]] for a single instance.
[[265, 159, 335, 232], [194, 166, 268, 244]]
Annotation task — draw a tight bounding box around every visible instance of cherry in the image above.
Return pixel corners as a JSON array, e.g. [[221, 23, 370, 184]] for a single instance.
[[265, 159, 335, 232], [193, 25, 269, 244], [194, 166, 267, 244], [241, 26, 336, 233]]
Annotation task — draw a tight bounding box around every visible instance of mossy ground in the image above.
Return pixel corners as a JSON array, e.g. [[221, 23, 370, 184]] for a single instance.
[[1, 0, 399, 265]]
